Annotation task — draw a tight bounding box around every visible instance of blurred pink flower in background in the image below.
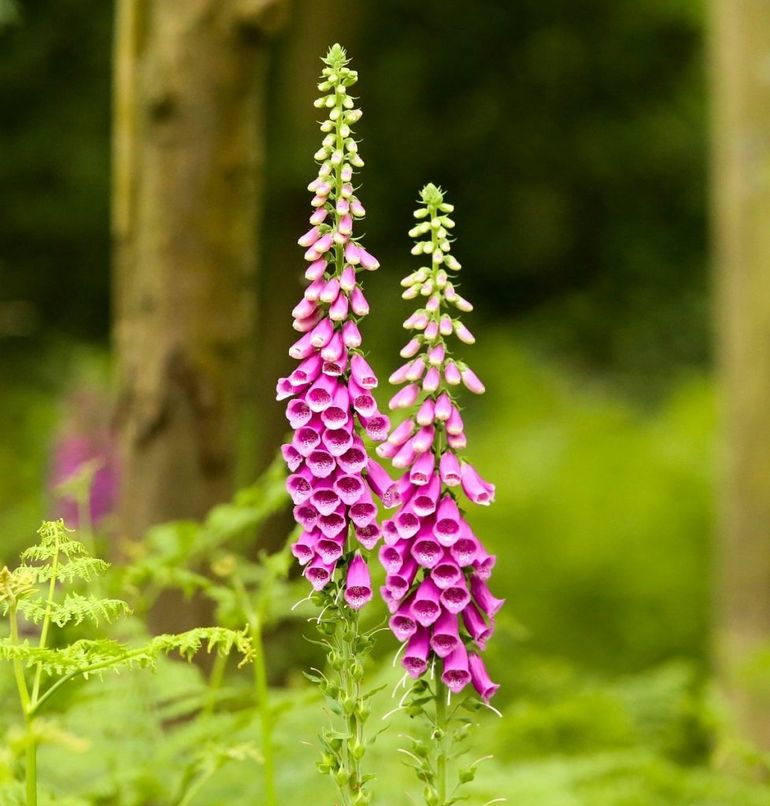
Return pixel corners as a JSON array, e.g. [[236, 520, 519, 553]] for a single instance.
[[49, 387, 119, 530]]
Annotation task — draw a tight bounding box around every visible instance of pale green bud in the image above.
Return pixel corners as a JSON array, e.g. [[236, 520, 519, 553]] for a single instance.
[[444, 255, 461, 271], [454, 294, 473, 312]]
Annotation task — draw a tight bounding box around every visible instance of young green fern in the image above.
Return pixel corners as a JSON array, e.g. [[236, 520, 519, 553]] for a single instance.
[[119, 453, 300, 806], [0, 520, 253, 806]]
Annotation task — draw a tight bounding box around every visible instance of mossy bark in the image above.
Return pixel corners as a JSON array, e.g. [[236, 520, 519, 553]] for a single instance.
[[712, 0, 770, 751], [112, 0, 285, 540]]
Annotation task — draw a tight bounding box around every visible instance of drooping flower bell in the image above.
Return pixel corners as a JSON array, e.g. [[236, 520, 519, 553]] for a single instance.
[[277, 44, 398, 602], [378, 184, 502, 700]]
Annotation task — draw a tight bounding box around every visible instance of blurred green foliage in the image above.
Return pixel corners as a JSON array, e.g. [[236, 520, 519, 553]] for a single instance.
[[0, 0, 734, 800], [465, 332, 713, 672], [0, 452, 764, 806], [1, 334, 713, 676]]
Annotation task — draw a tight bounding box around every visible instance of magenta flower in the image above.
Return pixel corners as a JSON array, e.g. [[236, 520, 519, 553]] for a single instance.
[[468, 653, 500, 702], [344, 552, 373, 610], [379, 184, 502, 699], [441, 642, 472, 694], [277, 46, 397, 602], [403, 627, 430, 678]]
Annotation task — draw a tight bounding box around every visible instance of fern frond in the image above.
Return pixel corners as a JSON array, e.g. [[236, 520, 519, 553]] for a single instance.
[[0, 627, 253, 686], [149, 627, 254, 667], [21, 520, 86, 563], [31, 556, 109, 584], [0, 638, 149, 677], [18, 594, 131, 628], [0, 566, 38, 613], [20, 521, 110, 589]]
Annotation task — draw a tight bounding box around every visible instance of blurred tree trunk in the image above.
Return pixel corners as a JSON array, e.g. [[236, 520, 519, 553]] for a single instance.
[[112, 0, 285, 542], [713, 0, 770, 750]]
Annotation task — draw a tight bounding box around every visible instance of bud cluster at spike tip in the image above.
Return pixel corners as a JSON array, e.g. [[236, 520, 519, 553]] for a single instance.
[[276, 44, 399, 605], [378, 184, 502, 701]]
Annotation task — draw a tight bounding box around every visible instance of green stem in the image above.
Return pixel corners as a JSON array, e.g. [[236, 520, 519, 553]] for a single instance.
[[435, 685, 448, 806], [251, 613, 276, 806], [25, 733, 37, 806], [332, 87, 344, 279], [202, 650, 228, 718], [9, 607, 31, 713], [31, 644, 151, 716], [176, 769, 212, 806], [232, 575, 276, 806], [332, 591, 365, 806], [9, 606, 36, 805], [31, 532, 60, 704], [348, 613, 363, 797], [333, 616, 353, 806]]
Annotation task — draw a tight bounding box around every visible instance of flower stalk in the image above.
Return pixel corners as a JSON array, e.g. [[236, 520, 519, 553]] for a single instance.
[[312, 572, 378, 806], [379, 184, 504, 803], [276, 43, 396, 803]]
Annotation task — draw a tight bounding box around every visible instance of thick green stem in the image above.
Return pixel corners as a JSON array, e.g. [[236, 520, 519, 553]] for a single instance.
[[345, 613, 362, 797], [435, 686, 448, 806], [331, 596, 366, 806]]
